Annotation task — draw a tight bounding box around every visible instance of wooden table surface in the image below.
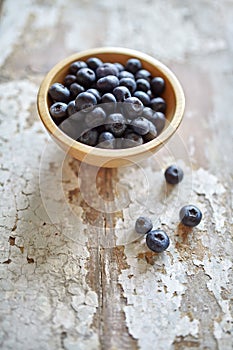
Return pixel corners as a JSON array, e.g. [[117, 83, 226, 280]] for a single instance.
[[0, 1, 232, 349]]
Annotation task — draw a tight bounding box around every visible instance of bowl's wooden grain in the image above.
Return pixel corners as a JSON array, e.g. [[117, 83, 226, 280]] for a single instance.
[[37, 47, 185, 167]]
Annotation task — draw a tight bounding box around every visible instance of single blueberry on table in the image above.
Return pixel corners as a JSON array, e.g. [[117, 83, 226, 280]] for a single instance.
[[179, 205, 202, 227], [50, 102, 67, 118], [48, 83, 70, 103], [164, 165, 184, 184], [146, 230, 170, 253], [76, 68, 96, 88], [135, 217, 153, 234]]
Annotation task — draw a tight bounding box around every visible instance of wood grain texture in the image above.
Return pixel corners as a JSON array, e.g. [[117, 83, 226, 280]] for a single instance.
[[0, 1, 232, 350]]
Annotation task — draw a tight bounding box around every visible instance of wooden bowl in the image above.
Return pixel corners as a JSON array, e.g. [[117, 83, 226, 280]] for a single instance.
[[37, 47, 185, 168]]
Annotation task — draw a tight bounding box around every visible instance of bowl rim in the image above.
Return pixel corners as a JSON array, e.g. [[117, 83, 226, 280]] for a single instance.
[[37, 46, 185, 159]]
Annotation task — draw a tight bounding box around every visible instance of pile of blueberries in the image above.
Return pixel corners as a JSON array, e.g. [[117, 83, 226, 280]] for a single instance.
[[135, 165, 202, 253], [48, 57, 167, 148]]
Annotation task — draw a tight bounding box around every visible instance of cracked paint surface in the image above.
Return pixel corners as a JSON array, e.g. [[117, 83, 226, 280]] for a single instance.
[[0, 0, 233, 349]]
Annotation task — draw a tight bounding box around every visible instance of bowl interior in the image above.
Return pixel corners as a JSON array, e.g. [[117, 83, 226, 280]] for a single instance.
[[38, 48, 185, 167]]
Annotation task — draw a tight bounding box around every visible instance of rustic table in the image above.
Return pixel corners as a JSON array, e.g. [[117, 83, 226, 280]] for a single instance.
[[0, 1, 232, 349]]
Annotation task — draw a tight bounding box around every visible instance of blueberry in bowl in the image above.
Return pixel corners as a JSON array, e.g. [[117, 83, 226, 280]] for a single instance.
[[37, 47, 185, 167]]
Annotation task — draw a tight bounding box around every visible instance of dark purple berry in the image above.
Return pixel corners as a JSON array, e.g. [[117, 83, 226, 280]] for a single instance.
[[134, 91, 150, 106], [86, 57, 103, 71], [85, 107, 106, 128], [105, 113, 126, 137], [67, 100, 76, 116], [146, 230, 170, 253], [164, 165, 184, 184], [136, 78, 150, 92], [119, 78, 137, 94], [101, 93, 116, 104], [75, 92, 97, 111], [179, 205, 202, 227], [135, 216, 153, 234], [96, 63, 118, 78], [118, 71, 134, 80], [114, 62, 124, 72], [59, 112, 86, 140], [97, 75, 119, 92], [48, 83, 70, 103], [113, 86, 131, 102], [135, 69, 151, 81], [78, 129, 98, 146], [123, 132, 143, 148], [76, 68, 96, 88], [69, 61, 87, 74], [98, 132, 115, 149], [70, 83, 85, 98], [125, 58, 142, 74], [142, 107, 153, 119], [50, 102, 67, 118], [143, 121, 157, 142], [130, 117, 150, 135], [123, 97, 143, 118], [151, 97, 166, 113], [86, 88, 101, 103], [64, 74, 77, 86], [149, 112, 166, 134], [151, 77, 165, 95]]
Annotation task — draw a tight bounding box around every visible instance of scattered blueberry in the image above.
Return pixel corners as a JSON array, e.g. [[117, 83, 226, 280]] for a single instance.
[[135, 217, 153, 234], [50, 102, 67, 118], [146, 230, 170, 253], [164, 165, 184, 184], [179, 205, 202, 227]]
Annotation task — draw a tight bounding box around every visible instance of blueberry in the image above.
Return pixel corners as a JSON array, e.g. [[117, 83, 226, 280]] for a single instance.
[[96, 63, 118, 78], [143, 120, 157, 142], [97, 75, 119, 92], [179, 205, 202, 227], [131, 117, 150, 135], [75, 92, 97, 111], [59, 112, 86, 139], [48, 83, 70, 103], [86, 88, 101, 103], [151, 97, 166, 113], [78, 129, 99, 146], [67, 100, 76, 116], [146, 111, 166, 134], [76, 68, 96, 88], [142, 107, 154, 119], [101, 93, 116, 104], [85, 107, 106, 128], [164, 165, 184, 184], [50, 102, 67, 118], [119, 78, 136, 94], [123, 97, 143, 118], [125, 58, 142, 74], [64, 74, 77, 86], [146, 230, 170, 253], [135, 69, 151, 81], [105, 113, 126, 137], [136, 79, 150, 92], [151, 77, 165, 96], [123, 132, 143, 148], [118, 71, 134, 80], [134, 91, 150, 106], [69, 61, 87, 74], [86, 57, 103, 71], [98, 131, 115, 149], [70, 83, 85, 98], [114, 62, 124, 72], [113, 86, 131, 102], [135, 216, 153, 234]]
